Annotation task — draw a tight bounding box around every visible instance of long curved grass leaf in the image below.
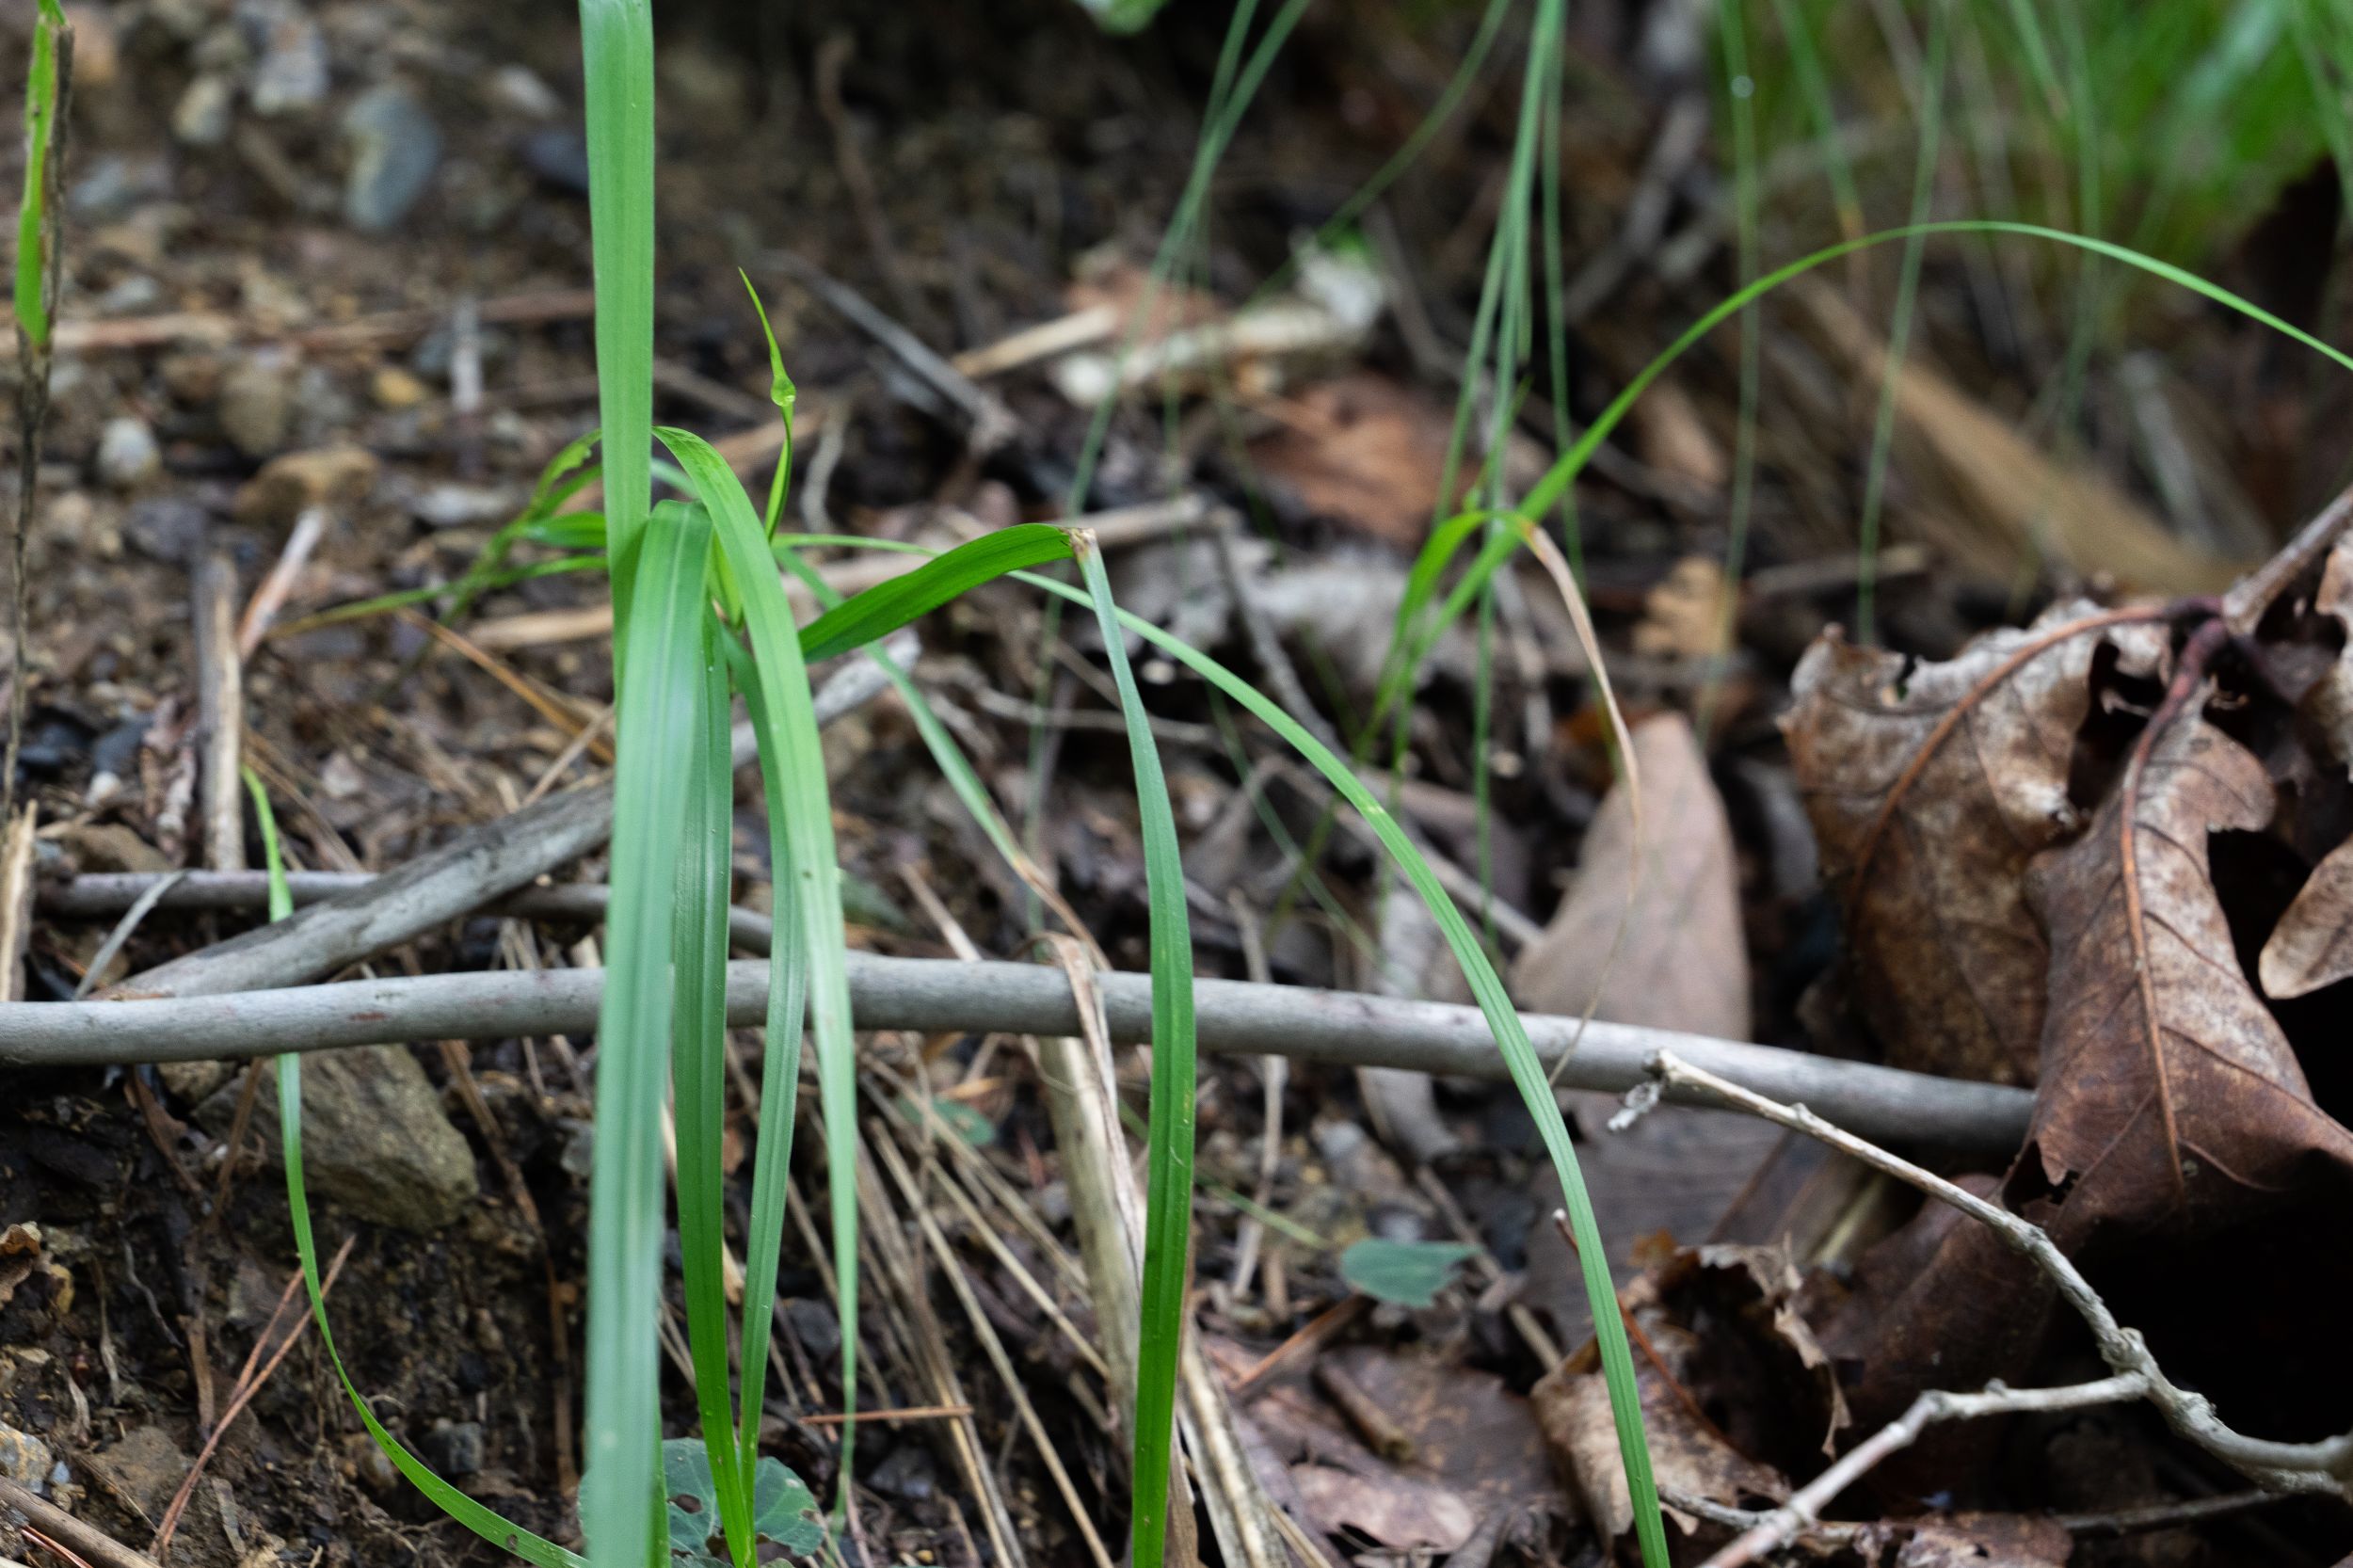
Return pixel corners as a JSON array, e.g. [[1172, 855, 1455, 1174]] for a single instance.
[[1015, 555, 1667, 1563], [1515, 218, 2353, 528], [585, 497, 714, 1568], [1853, 2, 1949, 646], [797, 524, 1077, 663], [716, 636, 809, 1494], [578, 0, 654, 624], [243, 768, 586, 1568], [654, 426, 864, 1496], [671, 604, 753, 1559], [1074, 538, 1198, 1568]]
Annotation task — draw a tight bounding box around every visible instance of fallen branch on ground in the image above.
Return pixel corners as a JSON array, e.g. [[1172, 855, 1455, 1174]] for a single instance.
[[98, 638, 904, 1001], [1700, 1375, 2152, 1568], [1646, 1049, 2353, 1503], [0, 952, 2029, 1152]]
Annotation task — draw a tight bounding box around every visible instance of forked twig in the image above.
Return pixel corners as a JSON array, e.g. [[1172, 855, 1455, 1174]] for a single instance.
[[1700, 1376, 2150, 1568], [1645, 1050, 2353, 1500]]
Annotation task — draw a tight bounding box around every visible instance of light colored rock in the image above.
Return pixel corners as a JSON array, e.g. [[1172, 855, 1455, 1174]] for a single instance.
[[84, 1427, 188, 1520], [248, 10, 328, 116], [196, 1046, 478, 1231], [233, 443, 376, 525], [0, 1423, 53, 1489], [95, 416, 160, 489], [342, 84, 440, 232], [217, 353, 296, 458], [172, 73, 236, 147]]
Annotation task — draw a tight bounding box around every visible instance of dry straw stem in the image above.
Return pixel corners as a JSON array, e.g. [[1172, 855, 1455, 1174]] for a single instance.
[[1645, 1049, 2353, 1501], [0, 951, 2033, 1154]]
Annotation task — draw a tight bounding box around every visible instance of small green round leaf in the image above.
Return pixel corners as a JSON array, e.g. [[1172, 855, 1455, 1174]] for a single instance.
[[1338, 1240, 1481, 1308]]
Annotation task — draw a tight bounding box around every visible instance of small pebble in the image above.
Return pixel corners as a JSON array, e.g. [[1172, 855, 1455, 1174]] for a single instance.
[[172, 73, 235, 147], [248, 10, 329, 116], [343, 84, 441, 232], [95, 416, 160, 489], [371, 365, 428, 408]]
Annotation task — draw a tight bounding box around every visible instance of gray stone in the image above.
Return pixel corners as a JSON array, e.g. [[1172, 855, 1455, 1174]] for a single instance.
[[0, 1423, 52, 1490], [248, 11, 328, 116], [419, 1420, 483, 1477], [217, 353, 295, 458], [518, 127, 589, 196], [95, 417, 160, 489], [487, 64, 561, 120], [172, 73, 236, 147], [196, 1046, 478, 1231], [84, 1427, 188, 1519], [342, 84, 440, 232]]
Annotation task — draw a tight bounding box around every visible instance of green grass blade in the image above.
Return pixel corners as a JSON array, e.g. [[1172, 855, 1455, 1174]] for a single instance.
[[654, 427, 863, 1496], [740, 273, 798, 536], [1514, 219, 2353, 530], [578, 0, 655, 624], [242, 768, 586, 1568], [720, 636, 808, 1493], [586, 497, 716, 1568], [670, 601, 753, 1559], [1852, 0, 1949, 647], [1704, 0, 1763, 739], [1020, 559, 1668, 1565], [13, 0, 67, 350], [797, 525, 1077, 663], [1073, 539, 1198, 1568]]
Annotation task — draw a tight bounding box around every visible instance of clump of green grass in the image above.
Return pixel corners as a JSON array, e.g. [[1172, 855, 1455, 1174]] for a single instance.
[[244, 8, 2353, 1568]]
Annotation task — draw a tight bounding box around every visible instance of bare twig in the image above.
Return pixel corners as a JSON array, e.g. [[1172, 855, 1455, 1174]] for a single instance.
[[770, 248, 1016, 454], [0, 803, 37, 1001], [1650, 1049, 2353, 1500], [2221, 478, 2353, 634], [0, 955, 2032, 1151], [1701, 1376, 2150, 1568], [152, 1239, 356, 1563], [192, 548, 244, 874], [235, 506, 328, 658], [0, 1477, 162, 1568], [99, 641, 900, 1000]]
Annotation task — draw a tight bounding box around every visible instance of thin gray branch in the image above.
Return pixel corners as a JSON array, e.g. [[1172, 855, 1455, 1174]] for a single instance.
[[1, 956, 2028, 1152], [101, 638, 904, 1001], [1650, 1049, 2353, 1503], [1701, 1376, 2151, 1568]]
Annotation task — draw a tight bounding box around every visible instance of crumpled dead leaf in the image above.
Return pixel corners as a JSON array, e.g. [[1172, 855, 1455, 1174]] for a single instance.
[[1784, 600, 2170, 1084], [1536, 1323, 1785, 1551], [1248, 373, 1454, 550], [2260, 831, 2353, 999], [2024, 702, 2353, 1245], [1852, 1512, 2073, 1567], [1513, 711, 1751, 1038], [1287, 1464, 1476, 1552], [1318, 1346, 1560, 1512]]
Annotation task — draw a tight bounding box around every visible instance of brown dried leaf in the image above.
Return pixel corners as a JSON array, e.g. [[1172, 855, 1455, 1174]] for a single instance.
[[1536, 1351, 1785, 1550], [1319, 1347, 1559, 1511], [1513, 712, 1751, 1040], [1287, 1464, 1475, 1552], [2025, 705, 2353, 1243], [1247, 374, 1453, 549], [1784, 600, 2169, 1084], [2260, 833, 2353, 999]]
